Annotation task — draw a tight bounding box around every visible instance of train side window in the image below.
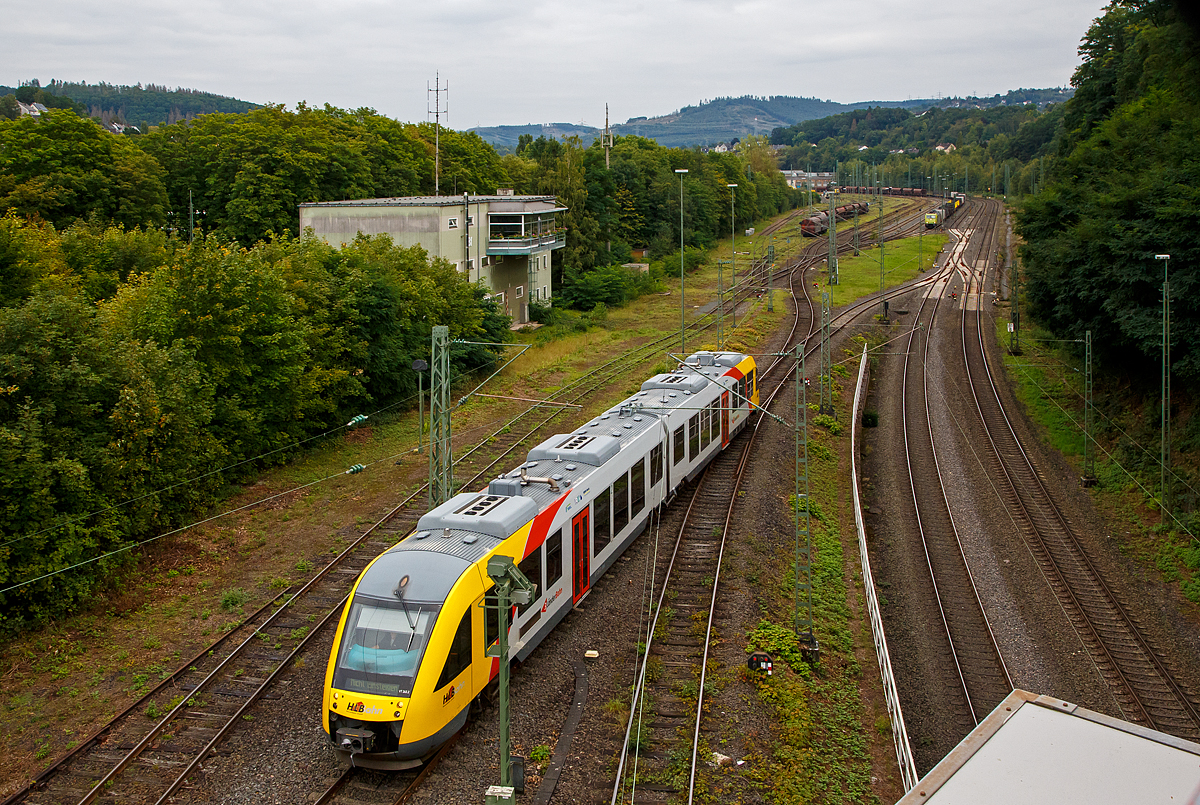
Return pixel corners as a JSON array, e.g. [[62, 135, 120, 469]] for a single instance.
[[483, 590, 500, 652], [594, 487, 612, 553], [631, 458, 646, 517], [613, 471, 630, 535], [650, 443, 663, 486], [673, 425, 685, 466], [700, 404, 711, 449], [517, 549, 542, 617], [749, 369, 756, 399], [688, 414, 700, 460], [437, 609, 472, 689], [546, 529, 563, 587]]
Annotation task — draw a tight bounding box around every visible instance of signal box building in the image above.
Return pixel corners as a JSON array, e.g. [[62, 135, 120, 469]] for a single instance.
[[299, 192, 566, 324]]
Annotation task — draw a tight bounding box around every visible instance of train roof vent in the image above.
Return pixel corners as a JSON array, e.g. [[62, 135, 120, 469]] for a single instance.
[[417, 492, 538, 541], [640, 373, 707, 394], [558, 434, 593, 450], [526, 432, 621, 465], [454, 494, 508, 518]]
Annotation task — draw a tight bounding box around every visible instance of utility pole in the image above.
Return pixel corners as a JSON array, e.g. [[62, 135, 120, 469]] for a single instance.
[[820, 291, 833, 416], [1083, 330, 1095, 485], [484, 556, 536, 805], [767, 240, 775, 313], [1010, 255, 1021, 355], [412, 359, 428, 453], [428, 73, 448, 195], [717, 260, 727, 349], [794, 341, 815, 648], [879, 225, 886, 318], [428, 325, 452, 508], [1158, 254, 1172, 519], [827, 188, 838, 285], [728, 183, 738, 333]]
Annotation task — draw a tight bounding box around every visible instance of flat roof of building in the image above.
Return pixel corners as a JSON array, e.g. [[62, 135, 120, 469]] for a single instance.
[[898, 690, 1200, 804], [300, 195, 564, 211]]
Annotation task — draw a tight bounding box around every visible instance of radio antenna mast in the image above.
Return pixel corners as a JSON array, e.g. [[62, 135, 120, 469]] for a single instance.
[[428, 73, 448, 195], [603, 103, 613, 168]]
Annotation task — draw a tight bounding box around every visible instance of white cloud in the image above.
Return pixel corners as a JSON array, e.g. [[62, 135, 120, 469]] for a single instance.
[[2, 0, 1107, 126]]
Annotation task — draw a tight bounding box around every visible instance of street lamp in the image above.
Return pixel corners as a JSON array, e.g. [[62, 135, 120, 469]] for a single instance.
[[676, 168, 689, 356], [728, 183, 737, 334], [1157, 253, 1171, 518]]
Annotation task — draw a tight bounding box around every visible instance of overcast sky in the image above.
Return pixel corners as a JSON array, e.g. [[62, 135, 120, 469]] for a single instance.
[[6, 0, 1107, 129]]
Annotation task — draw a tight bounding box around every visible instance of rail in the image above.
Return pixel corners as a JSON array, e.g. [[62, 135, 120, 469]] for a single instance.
[[850, 343, 919, 791]]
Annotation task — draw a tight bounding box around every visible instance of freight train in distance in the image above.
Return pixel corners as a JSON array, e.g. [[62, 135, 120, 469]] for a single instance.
[[925, 192, 966, 228], [799, 201, 870, 236], [322, 350, 759, 769]]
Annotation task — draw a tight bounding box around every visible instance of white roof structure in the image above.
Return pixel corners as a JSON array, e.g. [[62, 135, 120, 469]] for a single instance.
[[899, 690, 1200, 804]]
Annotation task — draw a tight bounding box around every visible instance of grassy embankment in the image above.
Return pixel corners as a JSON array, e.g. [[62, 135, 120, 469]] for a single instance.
[[991, 309, 1200, 607]]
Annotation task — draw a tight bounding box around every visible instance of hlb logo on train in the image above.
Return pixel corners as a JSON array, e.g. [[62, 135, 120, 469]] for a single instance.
[[347, 701, 383, 715], [442, 684, 456, 705]]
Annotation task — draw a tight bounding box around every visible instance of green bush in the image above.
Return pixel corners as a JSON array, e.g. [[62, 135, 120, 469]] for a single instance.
[[220, 588, 248, 612]]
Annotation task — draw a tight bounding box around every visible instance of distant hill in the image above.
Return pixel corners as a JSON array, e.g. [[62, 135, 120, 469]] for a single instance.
[[0, 79, 260, 131], [471, 89, 1073, 149]]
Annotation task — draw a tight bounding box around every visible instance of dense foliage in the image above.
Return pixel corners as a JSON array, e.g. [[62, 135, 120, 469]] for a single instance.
[[0, 110, 168, 228], [0, 217, 506, 631], [770, 103, 1064, 197], [1017, 0, 1200, 381]]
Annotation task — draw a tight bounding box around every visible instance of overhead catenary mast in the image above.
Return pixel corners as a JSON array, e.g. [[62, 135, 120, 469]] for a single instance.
[[428, 73, 448, 195]]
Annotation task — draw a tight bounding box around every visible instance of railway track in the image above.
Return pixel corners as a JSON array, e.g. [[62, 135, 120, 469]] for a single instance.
[[606, 199, 940, 803], [959, 199, 1200, 740], [5, 201, 944, 805], [610, 238, 816, 805], [898, 199, 1012, 734]]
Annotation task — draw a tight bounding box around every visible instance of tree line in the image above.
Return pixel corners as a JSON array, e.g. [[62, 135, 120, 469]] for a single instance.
[[0, 102, 799, 302], [1016, 0, 1200, 384], [0, 217, 507, 632], [770, 102, 1065, 197], [0, 90, 801, 630]]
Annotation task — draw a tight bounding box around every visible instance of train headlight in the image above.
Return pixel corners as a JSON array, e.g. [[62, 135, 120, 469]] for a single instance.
[[394, 711, 401, 718], [332, 692, 339, 700]]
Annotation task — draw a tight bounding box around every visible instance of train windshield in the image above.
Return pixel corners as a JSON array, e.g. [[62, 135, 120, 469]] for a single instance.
[[332, 598, 437, 697]]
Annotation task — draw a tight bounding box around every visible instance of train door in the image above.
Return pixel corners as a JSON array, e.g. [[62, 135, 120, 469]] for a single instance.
[[721, 391, 730, 448], [571, 508, 591, 604]]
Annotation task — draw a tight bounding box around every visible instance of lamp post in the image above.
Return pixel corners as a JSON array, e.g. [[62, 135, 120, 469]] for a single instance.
[[728, 183, 738, 334], [1157, 253, 1171, 519], [676, 168, 689, 355]]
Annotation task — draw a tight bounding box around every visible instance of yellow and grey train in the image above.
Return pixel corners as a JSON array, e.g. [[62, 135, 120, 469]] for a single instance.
[[322, 350, 758, 768]]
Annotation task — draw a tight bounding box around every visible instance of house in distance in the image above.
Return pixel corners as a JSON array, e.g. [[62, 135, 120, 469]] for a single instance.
[[300, 191, 566, 324]]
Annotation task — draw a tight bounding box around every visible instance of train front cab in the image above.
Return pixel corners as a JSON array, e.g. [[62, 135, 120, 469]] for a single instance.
[[323, 495, 542, 770]]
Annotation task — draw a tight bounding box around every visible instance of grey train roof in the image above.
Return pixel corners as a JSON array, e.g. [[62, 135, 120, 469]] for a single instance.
[[374, 350, 750, 567]]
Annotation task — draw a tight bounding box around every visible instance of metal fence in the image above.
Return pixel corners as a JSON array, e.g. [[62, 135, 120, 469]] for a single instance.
[[851, 344, 920, 791]]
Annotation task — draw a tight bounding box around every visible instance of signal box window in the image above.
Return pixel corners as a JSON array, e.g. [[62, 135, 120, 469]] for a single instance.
[[437, 609, 471, 689], [594, 488, 612, 553], [546, 529, 564, 587], [631, 458, 646, 516], [673, 426, 685, 466], [612, 471, 629, 535]]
